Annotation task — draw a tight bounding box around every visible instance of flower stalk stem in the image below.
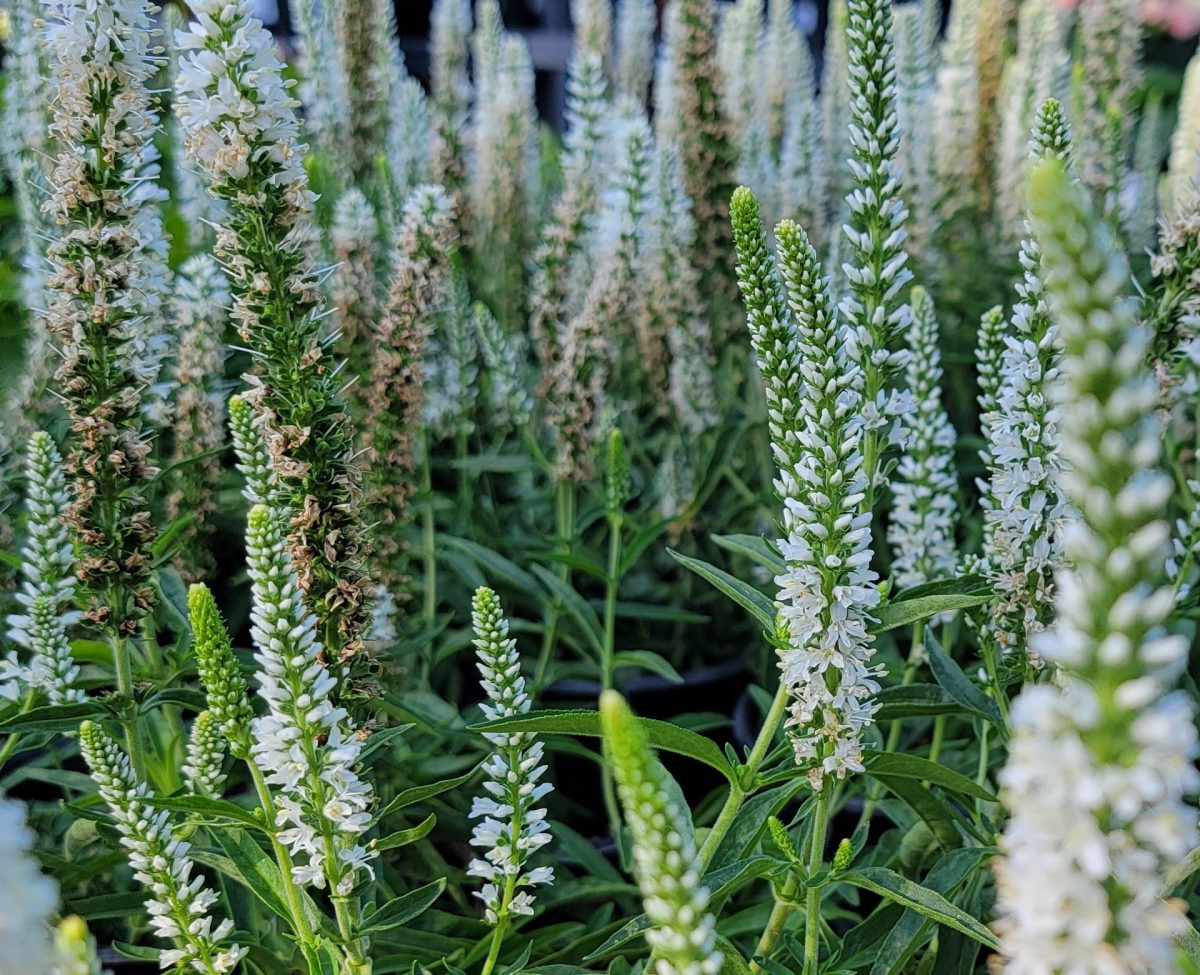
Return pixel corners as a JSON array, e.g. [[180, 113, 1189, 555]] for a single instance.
[[698, 681, 791, 869]]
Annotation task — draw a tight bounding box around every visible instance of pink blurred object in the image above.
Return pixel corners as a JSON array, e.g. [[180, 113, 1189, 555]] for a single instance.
[[1052, 0, 1200, 37]]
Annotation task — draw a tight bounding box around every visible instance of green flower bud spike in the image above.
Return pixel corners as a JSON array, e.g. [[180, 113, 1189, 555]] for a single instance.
[[187, 584, 253, 758], [600, 690, 722, 975], [605, 428, 631, 521]]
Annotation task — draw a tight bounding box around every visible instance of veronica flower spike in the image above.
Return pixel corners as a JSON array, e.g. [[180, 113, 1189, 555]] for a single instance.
[[244, 506, 377, 905], [994, 158, 1200, 975], [468, 587, 555, 973], [80, 722, 245, 974], [4, 433, 84, 705]]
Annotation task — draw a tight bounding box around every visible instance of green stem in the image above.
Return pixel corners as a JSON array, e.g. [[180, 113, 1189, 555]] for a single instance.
[[751, 873, 799, 973], [111, 626, 145, 780], [534, 481, 575, 688], [697, 682, 791, 869], [974, 720, 991, 826], [599, 515, 625, 840], [929, 714, 946, 765], [602, 518, 622, 689], [481, 915, 511, 975], [421, 443, 437, 640], [246, 762, 317, 957], [455, 426, 472, 532], [0, 691, 35, 768], [801, 792, 831, 975]]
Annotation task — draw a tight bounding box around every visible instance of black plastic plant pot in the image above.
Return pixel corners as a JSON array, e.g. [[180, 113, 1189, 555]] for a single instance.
[[542, 661, 751, 843]]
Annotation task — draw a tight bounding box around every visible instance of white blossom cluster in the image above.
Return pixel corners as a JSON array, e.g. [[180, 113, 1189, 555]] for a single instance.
[[2, 0, 52, 311], [174, 0, 310, 202], [716, 0, 822, 240], [165, 4, 227, 250], [330, 188, 381, 351], [892, 3, 939, 261], [614, 0, 656, 102], [228, 395, 277, 509], [980, 100, 1075, 663], [287, 0, 350, 173], [930, 0, 980, 224], [2, 433, 83, 705], [468, 2, 536, 305], [840, 0, 914, 474], [475, 303, 534, 431], [731, 188, 881, 789], [80, 721, 245, 974], [424, 270, 480, 442], [1164, 46, 1200, 220], [653, 150, 719, 439], [0, 797, 59, 974], [1074, 0, 1143, 220], [183, 711, 229, 799], [467, 587, 554, 924], [887, 287, 958, 590], [244, 505, 377, 895], [995, 159, 1200, 975], [993, 0, 1070, 247]]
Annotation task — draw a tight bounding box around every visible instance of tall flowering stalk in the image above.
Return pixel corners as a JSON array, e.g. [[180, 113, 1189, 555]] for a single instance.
[[528, 46, 609, 365], [362, 185, 455, 601], [841, 0, 914, 506], [288, 0, 350, 180], [615, 0, 656, 103], [993, 0, 1070, 248], [468, 588, 555, 974], [429, 0, 473, 227], [3, 434, 84, 706], [547, 112, 654, 482], [244, 506, 376, 927], [652, 150, 720, 437], [424, 267, 480, 447], [893, 4, 939, 263], [335, 0, 402, 187], [42, 0, 160, 640], [388, 75, 433, 205], [330, 188, 383, 396], [166, 256, 230, 583], [731, 188, 882, 789], [994, 158, 1200, 975], [887, 287, 959, 590], [165, 4, 226, 250], [819, 0, 852, 223], [979, 99, 1074, 666], [468, 12, 537, 329], [1073, 0, 1142, 225], [175, 0, 374, 658], [0, 0, 56, 480], [669, 0, 738, 313], [182, 710, 228, 798], [475, 304, 534, 432], [975, 305, 1008, 426], [1163, 47, 1200, 220], [228, 394, 279, 509], [761, 0, 814, 161], [79, 721, 245, 974], [2, 0, 52, 313], [932, 0, 981, 224], [600, 690, 722, 975]]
